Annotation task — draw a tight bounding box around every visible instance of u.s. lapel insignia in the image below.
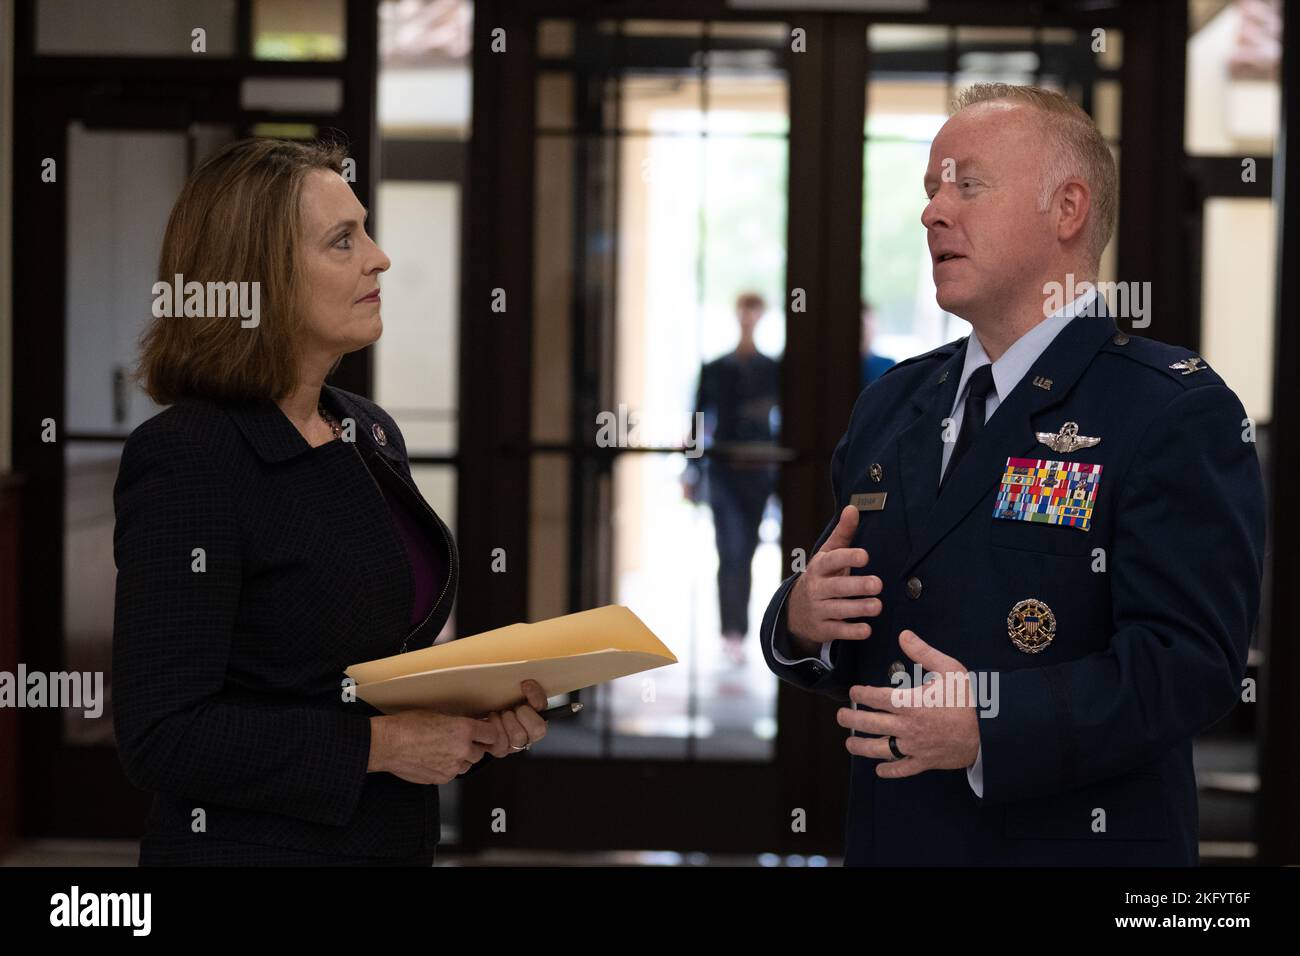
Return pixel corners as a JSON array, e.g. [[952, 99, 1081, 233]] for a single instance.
[[1007, 598, 1056, 654], [372, 422, 388, 446], [1169, 356, 1205, 375], [1032, 375, 1053, 390], [1035, 421, 1100, 454]]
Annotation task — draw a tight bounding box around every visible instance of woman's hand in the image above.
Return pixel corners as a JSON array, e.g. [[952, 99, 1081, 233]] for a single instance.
[[367, 681, 550, 783], [368, 709, 503, 785], [482, 680, 549, 757]]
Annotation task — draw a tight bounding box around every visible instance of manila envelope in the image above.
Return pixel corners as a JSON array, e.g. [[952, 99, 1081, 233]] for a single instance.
[[345, 605, 677, 717]]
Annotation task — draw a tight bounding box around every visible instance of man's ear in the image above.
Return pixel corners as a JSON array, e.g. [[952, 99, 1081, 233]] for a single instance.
[[1055, 178, 1091, 245]]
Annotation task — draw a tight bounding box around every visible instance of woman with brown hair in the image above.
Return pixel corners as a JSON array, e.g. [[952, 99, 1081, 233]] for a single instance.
[[112, 137, 547, 866]]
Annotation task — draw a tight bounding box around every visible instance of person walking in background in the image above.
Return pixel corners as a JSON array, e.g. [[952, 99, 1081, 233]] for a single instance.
[[682, 292, 780, 666]]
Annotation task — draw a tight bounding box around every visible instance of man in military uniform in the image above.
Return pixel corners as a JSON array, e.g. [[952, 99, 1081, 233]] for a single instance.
[[761, 84, 1266, 865]]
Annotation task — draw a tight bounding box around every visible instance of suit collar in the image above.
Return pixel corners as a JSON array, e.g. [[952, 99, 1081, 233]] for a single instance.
[[224, 384, 401, 464], [896, 306, 1117, 572]]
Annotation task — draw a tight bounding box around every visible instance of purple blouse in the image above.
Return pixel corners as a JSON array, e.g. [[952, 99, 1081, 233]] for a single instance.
[[373, 474, 447, 628]]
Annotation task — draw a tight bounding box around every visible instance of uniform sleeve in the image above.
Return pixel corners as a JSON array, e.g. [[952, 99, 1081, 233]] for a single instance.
[[975, 383, 1265, 805], [112, 427, 373, 827], [759, 412, 857, 704]]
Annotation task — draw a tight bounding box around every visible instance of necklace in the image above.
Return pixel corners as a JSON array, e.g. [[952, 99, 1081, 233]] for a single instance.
[[317, 403, 342, 440]]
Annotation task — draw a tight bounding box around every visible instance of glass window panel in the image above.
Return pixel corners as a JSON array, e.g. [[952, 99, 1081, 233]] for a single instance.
[[240, 77, 344, 114], [1200, 197, 1275, 424], [1040, 27, 1078, 45], [537, 19, 575, 58], [373, 181, 460, 457], [866, 78, 948, 138], [954, 26, 1037, 46], [37, 0, 236, 57], [862, 137, 953, 364], [62, 441, 122, 746], [249, 122, 319, 139], [379, 67, 473, 138], [1094, 79, 1122, 142], [955, 50, 1038, 88], [533, 21, 789, 762], [617, 74, 705, 136], [253, 0, 345, 61], [868, 24, 948, 53], [1186, 2, 1279, 156], [1096, 26, 1123, 70], [536, 72, 574, 131], [705, 70, 789, 137], [613, 51, 787, 761], [619, 20, 704, 39], [65, 125, 186, 436], [378, 0, 473, 139]]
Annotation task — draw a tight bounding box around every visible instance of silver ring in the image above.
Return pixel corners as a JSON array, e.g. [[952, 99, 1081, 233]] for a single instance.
[[888, 736, 906, 760], [510, 743, 529, 751]]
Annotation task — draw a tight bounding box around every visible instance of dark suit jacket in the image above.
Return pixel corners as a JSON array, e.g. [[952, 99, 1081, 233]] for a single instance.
[[112, 384, 459, 864], [761, 309, 1266, 865]]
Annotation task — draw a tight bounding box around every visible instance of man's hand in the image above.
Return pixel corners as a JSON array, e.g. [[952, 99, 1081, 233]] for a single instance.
[[836, 630, 981, 778], [785, 505, 883, 656]]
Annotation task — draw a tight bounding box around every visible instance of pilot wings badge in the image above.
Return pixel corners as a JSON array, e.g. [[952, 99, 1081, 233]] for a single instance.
[[1035, 421, 1100, 454]]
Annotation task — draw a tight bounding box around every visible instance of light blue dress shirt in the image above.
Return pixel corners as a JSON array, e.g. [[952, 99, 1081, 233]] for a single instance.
[[771, 287, 1099, 798]]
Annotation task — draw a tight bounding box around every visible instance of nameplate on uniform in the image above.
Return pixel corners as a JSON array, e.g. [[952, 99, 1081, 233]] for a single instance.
[[850, 492, 888, 512], [992, 457, 1102, 532]]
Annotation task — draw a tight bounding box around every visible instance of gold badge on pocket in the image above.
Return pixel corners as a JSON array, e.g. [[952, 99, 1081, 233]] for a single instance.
[[1007, 598, 1056, 654]]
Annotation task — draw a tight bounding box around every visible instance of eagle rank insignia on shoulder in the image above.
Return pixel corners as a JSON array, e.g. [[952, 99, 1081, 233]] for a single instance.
[[1035, 421, 1100, 454]]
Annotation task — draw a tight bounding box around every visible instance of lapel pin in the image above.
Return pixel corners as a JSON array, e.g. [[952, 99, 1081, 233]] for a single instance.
[[937, 370, 949, 384], [1032, 375, 1053, 390], [869, 463, 883, 483], [1035, 421, 1101, 454], [372, 423, 388, 446]]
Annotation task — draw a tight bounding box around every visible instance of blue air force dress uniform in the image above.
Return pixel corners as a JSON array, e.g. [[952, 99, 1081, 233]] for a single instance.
[[760, 291, 1266, 865]]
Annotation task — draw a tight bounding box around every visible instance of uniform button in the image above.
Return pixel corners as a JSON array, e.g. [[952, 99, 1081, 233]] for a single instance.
[[1112, 331, 1130, 345], [811, 663, 826, 676], [887, 660, 906, 679], [869, 462, 883, 483], [906, 576, 923, 599]]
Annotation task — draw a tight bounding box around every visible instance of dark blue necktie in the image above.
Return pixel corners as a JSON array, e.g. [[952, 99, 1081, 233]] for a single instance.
[[940, 363, 995, 493]]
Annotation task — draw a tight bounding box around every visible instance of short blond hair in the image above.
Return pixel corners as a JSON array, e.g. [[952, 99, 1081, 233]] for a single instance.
[[952, 83, 1117, 269]]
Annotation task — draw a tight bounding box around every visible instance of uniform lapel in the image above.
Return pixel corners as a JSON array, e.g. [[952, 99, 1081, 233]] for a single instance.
[[895, 344, 966, 556], [900, 309, 1117, 574]]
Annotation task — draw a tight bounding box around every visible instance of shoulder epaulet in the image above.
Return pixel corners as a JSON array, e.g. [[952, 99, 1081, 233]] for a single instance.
[[1101, 331, 1224, 389], [879, 336, 966, 379]]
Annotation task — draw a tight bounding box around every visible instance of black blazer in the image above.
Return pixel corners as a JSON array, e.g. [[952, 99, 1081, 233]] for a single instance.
[[112, 384, 459, 864]]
